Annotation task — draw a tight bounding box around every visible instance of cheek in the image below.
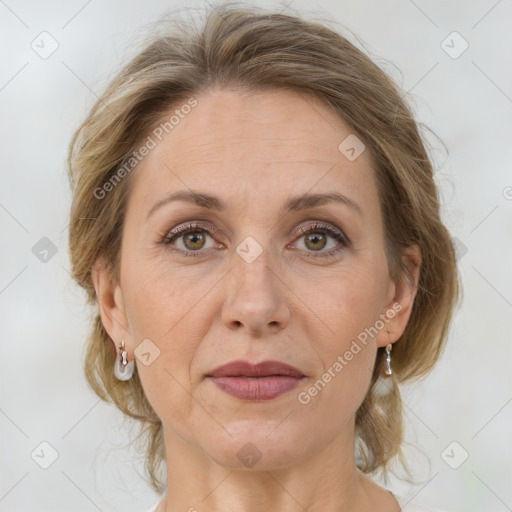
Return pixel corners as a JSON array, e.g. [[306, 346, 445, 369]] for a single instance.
[[296, 265, 384, 398], [122, 264, 215, 417], [299, 264, 385, 343], [297, 279, 379, 428], [124, 254, 211, 336]]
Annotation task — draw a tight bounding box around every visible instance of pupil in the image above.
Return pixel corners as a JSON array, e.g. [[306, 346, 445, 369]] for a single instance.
[[307, 233, 325, 250], [186, 232, 204, 249]]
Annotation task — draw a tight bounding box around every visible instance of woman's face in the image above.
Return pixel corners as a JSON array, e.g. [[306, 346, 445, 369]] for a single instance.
[[96, 87, 418, 470]]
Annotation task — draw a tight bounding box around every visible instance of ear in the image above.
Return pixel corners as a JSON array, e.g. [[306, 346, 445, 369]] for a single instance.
[[376, 244, 422, 348], [91, 257, 132, 356]]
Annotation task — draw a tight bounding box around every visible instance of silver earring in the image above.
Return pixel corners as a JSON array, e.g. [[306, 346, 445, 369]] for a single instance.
[[384, 343, 393, 376], [114, 340, 135, 381]]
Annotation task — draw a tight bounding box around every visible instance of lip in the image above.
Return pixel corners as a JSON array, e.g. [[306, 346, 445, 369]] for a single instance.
[[206, 360, 305, 401], [207, 360, 305, 378]]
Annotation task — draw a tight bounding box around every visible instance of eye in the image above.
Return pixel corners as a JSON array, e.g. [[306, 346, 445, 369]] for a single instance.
[[162, 222, 220, 257], [291, 221, 349, 260], [162, 220, 349, 260]]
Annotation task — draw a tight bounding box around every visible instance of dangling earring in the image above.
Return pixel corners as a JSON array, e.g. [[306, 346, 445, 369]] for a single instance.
[[384, 343, 393, 376], [114, 340, 135, 381]]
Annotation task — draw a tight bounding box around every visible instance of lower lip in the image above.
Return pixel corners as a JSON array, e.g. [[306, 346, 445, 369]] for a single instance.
[[208, 376, 303, 400]]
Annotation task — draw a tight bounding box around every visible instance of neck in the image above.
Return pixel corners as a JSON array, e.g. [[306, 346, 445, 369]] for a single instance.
[[155, 422, 382, 512]]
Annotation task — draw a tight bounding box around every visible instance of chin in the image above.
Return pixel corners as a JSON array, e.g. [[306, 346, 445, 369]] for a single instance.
[[201, 426, 307, 471]]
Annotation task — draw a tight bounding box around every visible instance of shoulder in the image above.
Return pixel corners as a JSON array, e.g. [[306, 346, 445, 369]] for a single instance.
[[394, 494, 452, 512]]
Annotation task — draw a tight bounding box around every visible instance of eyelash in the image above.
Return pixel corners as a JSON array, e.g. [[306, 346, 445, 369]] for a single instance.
[[162, 221, 349, 260]]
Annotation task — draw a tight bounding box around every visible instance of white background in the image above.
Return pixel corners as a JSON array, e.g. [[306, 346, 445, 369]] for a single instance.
[[1, 1, 511, 511]]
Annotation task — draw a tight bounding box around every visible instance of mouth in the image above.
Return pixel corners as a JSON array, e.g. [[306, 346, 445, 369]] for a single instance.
[[207, 360, 305, 378], [206, 360, 305, 401]]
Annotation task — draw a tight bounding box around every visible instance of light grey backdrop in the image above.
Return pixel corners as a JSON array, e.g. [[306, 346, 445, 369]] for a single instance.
[[1, 1, 511, 511]]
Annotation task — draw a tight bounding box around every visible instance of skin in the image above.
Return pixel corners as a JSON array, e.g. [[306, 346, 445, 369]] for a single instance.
[[93, 87, 421, 512]]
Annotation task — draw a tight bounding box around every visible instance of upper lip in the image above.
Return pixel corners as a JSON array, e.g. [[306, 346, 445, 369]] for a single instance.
[[207, 360, 305, 378]]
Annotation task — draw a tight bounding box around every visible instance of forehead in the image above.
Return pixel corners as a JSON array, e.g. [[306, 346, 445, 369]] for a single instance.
[[129, 87, 378, 214]]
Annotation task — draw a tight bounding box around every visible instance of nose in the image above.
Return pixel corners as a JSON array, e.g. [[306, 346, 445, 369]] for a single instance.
[[221, 247, 291, 337]]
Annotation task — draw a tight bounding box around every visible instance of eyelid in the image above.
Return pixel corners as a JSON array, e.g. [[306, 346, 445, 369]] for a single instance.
[[162, 219, 349, 258], [162, 221, 221, 246], [293, 220, 348, 243], [163, 220, 347, 242], [288, 221, 349, 260], [165, 221, 220, 237]]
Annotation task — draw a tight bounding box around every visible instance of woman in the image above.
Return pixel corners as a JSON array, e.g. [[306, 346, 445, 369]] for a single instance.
[[67, 3, 460, 511]]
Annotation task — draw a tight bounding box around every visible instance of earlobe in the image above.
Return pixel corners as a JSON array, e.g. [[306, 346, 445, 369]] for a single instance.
[[377, 244, 422, 348], [91, 258, 129, 351]]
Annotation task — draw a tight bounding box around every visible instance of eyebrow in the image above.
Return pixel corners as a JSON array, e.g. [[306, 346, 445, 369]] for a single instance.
[[146, 189, 363, 219]]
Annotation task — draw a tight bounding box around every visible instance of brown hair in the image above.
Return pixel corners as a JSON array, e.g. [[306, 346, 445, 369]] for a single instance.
[[67, 2, 461, 493]]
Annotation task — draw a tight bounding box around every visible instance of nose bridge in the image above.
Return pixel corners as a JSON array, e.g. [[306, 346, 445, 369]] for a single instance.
[[236, 242, 274, 291], [221, 233, 290, 334]]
